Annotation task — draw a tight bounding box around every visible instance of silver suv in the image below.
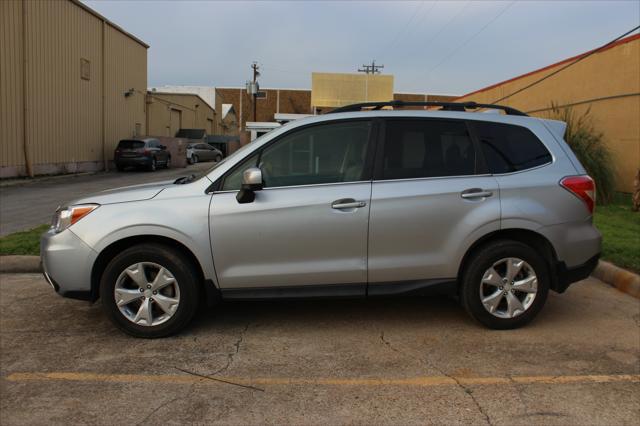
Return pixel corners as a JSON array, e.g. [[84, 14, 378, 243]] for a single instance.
[[41, 101, 601, 338]]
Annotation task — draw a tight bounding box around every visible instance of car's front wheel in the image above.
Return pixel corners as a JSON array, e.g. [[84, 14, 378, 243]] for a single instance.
[[100, 244, 200, 338], [460, 240, 549, 330]]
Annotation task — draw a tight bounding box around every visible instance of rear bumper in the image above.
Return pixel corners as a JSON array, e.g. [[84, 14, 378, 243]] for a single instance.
[[553, 253, 600, 293], [115, 156, 151, 166]]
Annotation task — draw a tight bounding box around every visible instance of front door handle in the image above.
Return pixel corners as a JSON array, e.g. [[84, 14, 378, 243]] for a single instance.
[[331, 198, 367, 209], [461, 188, 493, 199]]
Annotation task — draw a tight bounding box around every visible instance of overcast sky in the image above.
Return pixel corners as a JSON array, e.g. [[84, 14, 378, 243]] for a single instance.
[[83, 0, 639, 95]]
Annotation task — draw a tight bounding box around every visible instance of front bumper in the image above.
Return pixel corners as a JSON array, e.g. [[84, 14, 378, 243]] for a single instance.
[[40, 228, 98, 300]]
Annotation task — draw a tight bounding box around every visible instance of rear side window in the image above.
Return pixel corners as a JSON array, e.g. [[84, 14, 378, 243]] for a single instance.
[[474, 122, 552, 174], [381, 119, 476, 180], [118, 140, 144, 149]]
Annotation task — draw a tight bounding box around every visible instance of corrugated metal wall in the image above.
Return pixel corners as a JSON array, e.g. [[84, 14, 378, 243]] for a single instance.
[[104, 24, 147, 154], [0, 1, 25, 171], [0, 0, 147, 177]]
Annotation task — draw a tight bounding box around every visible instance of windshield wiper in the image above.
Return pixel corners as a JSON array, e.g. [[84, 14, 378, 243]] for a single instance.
[[174, 174, 196, 185]]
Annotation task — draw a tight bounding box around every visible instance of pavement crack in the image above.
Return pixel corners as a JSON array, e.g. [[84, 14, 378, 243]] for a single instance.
[[379, 330, 493, 426], [209, 322, 250, 376], [135, 384, 197, 426]]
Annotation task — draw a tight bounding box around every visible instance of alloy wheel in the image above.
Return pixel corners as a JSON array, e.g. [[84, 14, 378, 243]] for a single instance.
[[479, 257, 538, 319], [114, 262, 180, 326]]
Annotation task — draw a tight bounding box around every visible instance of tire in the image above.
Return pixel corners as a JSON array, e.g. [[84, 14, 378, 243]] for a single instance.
[[116, 163, 125, 172], [165, 156, 171, 169], [99, 243, 200, 338], [192, 155, 199, 164], [460, 240, 550, 330], [148, 157, 157, 172], [215, 154, 222, 162]]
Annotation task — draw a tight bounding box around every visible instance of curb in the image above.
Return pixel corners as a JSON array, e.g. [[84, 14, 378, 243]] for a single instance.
[[1, 256, 639, 299], [0, 256, 41, 273], [592, 260, 640, 299]]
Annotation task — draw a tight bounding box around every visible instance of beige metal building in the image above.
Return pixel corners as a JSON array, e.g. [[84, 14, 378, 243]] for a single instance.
[[146, 92, 217, 137], [0, 0, 148, 177], [456, 34, 640, 193], [311, 72, 394, 111]]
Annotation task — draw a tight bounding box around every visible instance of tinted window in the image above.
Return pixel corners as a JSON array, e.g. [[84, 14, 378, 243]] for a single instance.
[[260, 121, 371, 188], [381, 120, 475, 180], [118, 140, 144, 149], [474, 122, 552, 174]]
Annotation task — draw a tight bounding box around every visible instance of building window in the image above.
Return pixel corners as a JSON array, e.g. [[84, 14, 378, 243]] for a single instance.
[[80, 58, 91, 80]]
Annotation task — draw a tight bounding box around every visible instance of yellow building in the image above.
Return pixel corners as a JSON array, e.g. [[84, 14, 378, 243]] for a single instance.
[[456, 34, 640, 193], [146, 92, 216, 137], [0, 0, 148, 177], [311, 72, 394, 112]]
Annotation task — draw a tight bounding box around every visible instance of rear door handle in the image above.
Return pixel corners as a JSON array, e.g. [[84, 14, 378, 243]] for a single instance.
[[461, 188, 493, 199], [331, 198, 367, 209]]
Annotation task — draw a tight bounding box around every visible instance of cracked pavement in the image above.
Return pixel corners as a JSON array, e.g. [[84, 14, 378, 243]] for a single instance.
[[1, 274, 639, 425]]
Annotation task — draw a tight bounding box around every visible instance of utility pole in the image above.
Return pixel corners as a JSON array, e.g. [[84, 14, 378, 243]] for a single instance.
[[357, 60, 384, 74], [251, 62, 260, 122]]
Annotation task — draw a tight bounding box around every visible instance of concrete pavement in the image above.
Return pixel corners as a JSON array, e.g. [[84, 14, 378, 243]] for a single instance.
[[1, 274, 638, 425], [0, 163, 213, 236]]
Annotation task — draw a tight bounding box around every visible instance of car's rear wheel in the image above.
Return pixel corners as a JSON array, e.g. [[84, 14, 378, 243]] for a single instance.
[[215, 154, 222, 162], [99, 244, 200, 338], [148, 158, 157, 172], [192, 154, 199, 164], [165, 156, 171, 169], [460, 240, 549, 329]]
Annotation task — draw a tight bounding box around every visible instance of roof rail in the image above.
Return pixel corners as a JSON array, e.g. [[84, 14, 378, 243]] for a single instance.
[[327, 100, 528, 116]]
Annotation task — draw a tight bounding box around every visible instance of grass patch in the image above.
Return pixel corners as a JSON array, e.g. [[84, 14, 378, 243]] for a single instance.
[[594, 197, 639, 273], [0, 225, 49, 256]]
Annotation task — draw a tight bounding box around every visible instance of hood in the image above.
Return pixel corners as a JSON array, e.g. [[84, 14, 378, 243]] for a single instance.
[[68, 180, 174, 206]]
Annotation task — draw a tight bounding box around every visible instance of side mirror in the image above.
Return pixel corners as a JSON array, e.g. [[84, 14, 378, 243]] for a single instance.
[[236, 167, 263, 204]]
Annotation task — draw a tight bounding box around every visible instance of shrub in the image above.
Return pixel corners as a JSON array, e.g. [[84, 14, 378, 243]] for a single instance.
[[547, 103, 615, 205]]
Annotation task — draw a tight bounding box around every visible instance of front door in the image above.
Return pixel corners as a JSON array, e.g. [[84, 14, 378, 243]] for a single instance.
[[209, 119, 374, 293], [368, 118, 501, 287]]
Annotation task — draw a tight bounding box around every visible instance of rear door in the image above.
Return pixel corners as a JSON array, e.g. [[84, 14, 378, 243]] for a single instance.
[[368, 118, 501, 288]]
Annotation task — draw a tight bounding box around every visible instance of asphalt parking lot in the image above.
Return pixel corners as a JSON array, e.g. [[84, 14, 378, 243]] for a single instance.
[[1, 274, 638, 425], [0, 162, 213, 236]]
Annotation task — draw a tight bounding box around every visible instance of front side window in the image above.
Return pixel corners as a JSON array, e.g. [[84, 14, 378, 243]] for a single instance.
[[259, 121, 371, 188], [381, 119, 476, 180], [474, 121, 552, 174], [220, 121, 371, 190]]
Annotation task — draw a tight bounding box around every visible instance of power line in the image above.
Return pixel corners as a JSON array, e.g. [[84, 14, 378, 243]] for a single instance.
[[492, 24, 640, 104], [379, 1, 426, 58], [425, 1, 515, 78], [418, 0, 471, 55]]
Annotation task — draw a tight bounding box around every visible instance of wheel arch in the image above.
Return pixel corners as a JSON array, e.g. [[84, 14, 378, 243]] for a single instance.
[[457, 228, 560, 292], [90, 235, 211, 303]]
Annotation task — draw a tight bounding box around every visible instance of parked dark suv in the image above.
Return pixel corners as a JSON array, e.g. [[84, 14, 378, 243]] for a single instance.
[[114, 138, 171, 171]]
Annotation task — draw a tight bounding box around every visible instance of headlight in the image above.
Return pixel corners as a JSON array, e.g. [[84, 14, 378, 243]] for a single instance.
[[51, 204, 99, 233]]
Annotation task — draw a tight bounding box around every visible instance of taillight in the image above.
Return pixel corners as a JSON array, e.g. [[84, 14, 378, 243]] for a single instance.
[[560, 175, 596, 214]]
